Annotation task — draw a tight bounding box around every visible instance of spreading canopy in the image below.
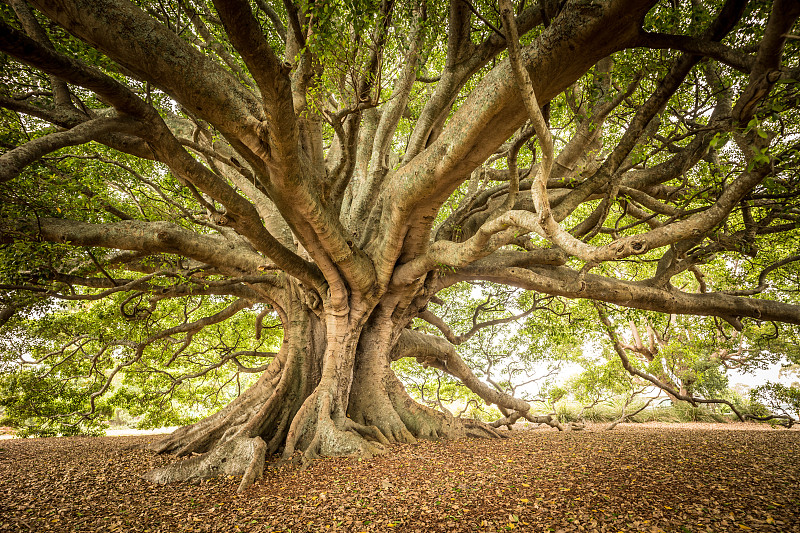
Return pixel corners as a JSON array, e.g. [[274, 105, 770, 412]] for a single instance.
[[2, 0, 800, 488]]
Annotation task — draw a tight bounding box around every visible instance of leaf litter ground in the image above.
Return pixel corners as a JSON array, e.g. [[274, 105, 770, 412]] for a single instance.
[[1, 422, 798, 532]]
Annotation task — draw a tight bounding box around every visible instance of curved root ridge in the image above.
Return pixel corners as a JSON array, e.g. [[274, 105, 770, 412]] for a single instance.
[[143, 436, 266, 493], [284, 391, 387, 461], [345, 418, 391, 446], [462, 419, 507, 439]]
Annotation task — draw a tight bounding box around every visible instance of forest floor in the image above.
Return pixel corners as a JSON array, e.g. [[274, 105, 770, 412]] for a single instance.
[[0, 422, 798, 533]]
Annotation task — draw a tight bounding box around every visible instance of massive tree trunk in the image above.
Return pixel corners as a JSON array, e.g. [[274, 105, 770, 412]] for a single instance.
[[143, 284, 484, 491]]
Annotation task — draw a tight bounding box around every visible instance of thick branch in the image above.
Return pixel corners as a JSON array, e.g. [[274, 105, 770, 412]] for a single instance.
[[0, 117, 141, 182], [637, 32, 754, 73], [211, 0, 289, 110], [449, 263, 800, 325], [3, 218, 271, 276]]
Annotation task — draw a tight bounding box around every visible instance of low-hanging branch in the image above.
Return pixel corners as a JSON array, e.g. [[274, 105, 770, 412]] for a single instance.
[[594, 303, 747, 421]]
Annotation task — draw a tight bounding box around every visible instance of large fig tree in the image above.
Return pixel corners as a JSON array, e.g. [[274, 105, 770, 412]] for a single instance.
[[2, 0, 800, 490]]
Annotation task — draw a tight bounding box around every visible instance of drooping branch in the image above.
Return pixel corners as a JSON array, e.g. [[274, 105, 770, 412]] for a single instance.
[[594, 303, 746, 421], [391, 328, 530, 412], [605, 392, 656, 431], [390, 329, 564, 429]]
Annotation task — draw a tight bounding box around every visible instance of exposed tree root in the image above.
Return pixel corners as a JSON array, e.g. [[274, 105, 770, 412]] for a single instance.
[[145, 311, 569, 493], [283, 390, 386, 461], [462, 419, 507, 438], [143, 436, 267, 493], [149, 363, 280, 456]]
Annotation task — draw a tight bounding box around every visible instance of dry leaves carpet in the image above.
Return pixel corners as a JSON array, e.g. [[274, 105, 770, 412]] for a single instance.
[[1, 423, 798, 532]]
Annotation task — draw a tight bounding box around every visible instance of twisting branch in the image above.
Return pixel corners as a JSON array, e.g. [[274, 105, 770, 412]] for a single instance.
[[497, 125, 535, 215], [395, 155, 771, 285], [555, 0, 748, 220]]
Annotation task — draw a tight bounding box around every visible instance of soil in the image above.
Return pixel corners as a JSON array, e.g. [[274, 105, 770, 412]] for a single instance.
[[0, 422, 798, 532]]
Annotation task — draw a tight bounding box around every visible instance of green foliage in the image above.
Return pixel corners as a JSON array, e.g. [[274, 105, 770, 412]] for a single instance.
[[1, 0, 799, 438], [0, 369, 108, 437], [750, 382, 800, 422], [567, 354, 634, 404], [0, 292, 280, 433]]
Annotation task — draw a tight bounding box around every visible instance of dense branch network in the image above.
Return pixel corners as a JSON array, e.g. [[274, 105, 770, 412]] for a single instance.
[[1, 0, 799, 484]]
